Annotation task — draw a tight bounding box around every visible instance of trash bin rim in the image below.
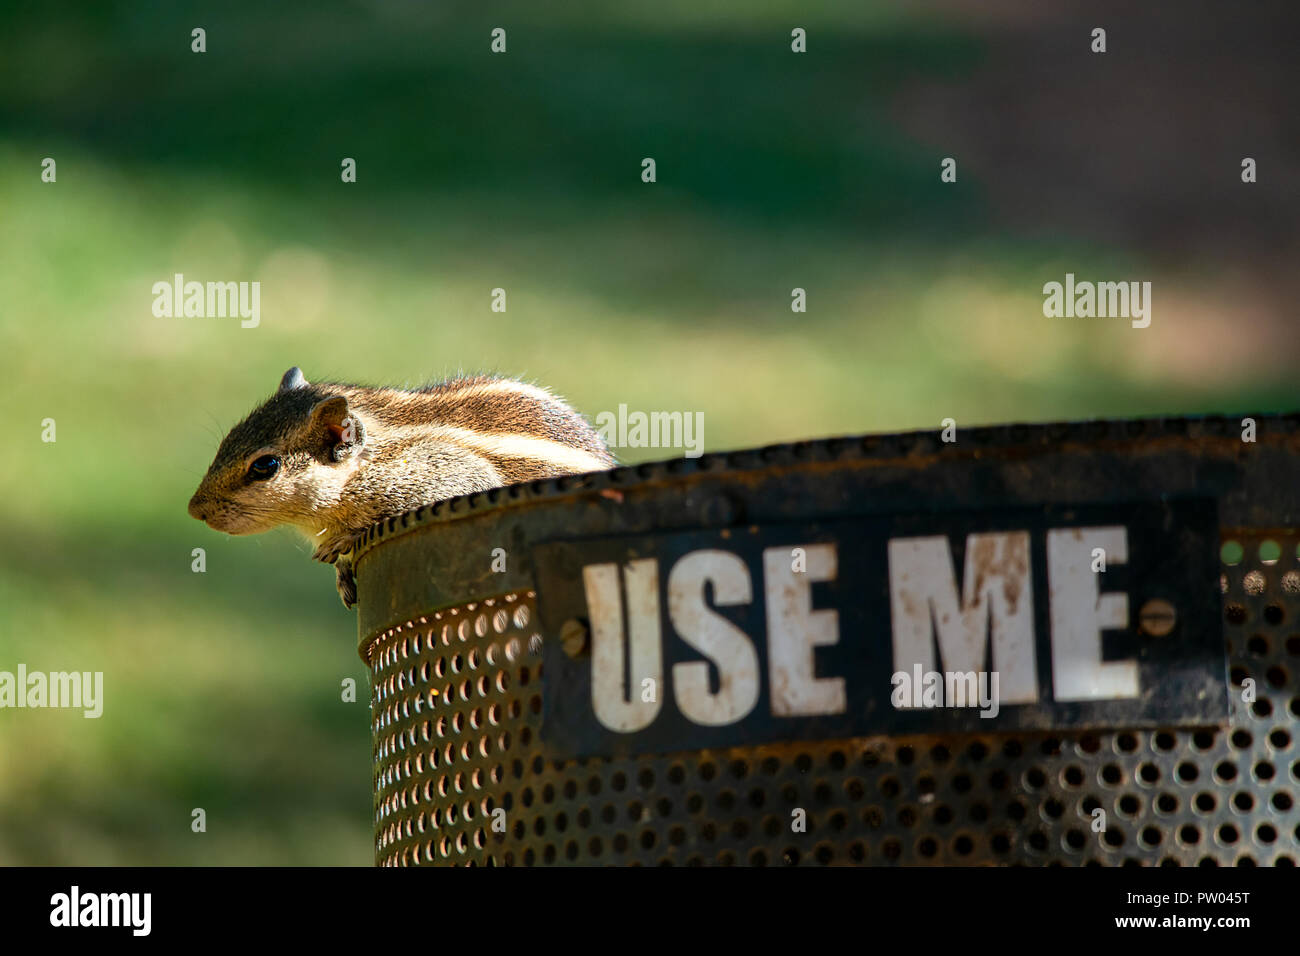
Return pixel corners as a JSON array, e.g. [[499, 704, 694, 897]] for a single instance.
[[349, 411, 1296, 566]]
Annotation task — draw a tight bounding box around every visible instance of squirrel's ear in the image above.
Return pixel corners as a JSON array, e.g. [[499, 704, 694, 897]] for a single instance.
[[279, 366, 308, 393], [309, 395, 366, 461]]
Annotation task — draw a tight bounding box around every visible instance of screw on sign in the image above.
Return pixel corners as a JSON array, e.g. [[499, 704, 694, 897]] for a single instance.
[[561, 617, 589, 658], [1138, 598, 1177, 637]]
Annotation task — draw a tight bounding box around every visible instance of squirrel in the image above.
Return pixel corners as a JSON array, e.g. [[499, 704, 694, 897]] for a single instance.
[[188, 367, 615, 608]]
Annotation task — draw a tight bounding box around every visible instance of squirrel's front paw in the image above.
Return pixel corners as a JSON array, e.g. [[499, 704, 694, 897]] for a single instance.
[[314, 536, 357, 565], [336, 560, 358, 609]]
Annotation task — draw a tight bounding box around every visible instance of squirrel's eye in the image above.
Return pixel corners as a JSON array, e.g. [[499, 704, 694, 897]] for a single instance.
[[247, 455, 280, 481]]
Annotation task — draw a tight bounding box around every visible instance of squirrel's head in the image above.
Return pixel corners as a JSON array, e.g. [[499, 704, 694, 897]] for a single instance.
[[188, 367, 368, 535]]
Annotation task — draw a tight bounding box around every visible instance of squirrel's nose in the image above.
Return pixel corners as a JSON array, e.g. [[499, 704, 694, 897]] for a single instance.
[[188, 496, 209, 521]]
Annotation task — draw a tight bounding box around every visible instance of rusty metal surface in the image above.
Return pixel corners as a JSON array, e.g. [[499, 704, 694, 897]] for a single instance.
[[354, 414, 1300, 642], [359, 415, 1300, 865], [366, 552, 1297, 866]]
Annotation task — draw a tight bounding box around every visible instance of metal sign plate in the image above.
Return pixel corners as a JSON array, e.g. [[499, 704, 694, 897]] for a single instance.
[[534, 499, 1227, 757]]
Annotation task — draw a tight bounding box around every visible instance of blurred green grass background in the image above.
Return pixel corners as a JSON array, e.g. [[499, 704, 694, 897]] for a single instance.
[[1, 1, 1295, 863]]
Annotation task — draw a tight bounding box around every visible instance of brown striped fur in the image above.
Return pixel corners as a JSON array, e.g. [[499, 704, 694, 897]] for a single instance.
[[188, 367, 615, 607]]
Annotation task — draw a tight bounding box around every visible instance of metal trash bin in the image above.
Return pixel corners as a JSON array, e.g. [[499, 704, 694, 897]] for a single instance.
[[356, 415, 1300, 866]]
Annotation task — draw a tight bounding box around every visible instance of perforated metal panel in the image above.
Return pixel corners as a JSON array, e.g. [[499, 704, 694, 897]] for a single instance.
[[359, 416, 1300, 865], [365, 546, 1297, 866]]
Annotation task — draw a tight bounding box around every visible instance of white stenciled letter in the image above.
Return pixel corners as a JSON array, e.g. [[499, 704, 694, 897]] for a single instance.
[[1047, 527, 1136, 700], [887, 533, 1038, 705], [667, 550, 760, 726], [585, 560, 663, 732], [762, 544, 845, 716]]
